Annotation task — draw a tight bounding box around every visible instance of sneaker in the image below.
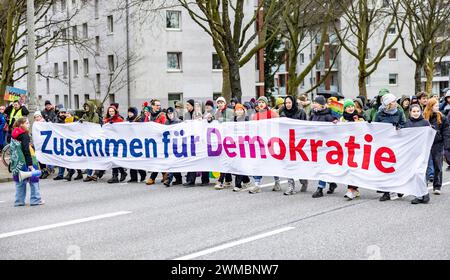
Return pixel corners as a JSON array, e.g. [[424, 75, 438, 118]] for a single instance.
[[433, 189, 441, 195], [74, 173, 84, 181], [223, 182, 232, 189], [379, 192, 391, 201], [120, 172, 127, 182], [198, 182, 210, 187], [273, 181, 281, 192], [354, 190, 361, 198], [233, 186, 242, 192], [284, 181, 296, 196], [344, 190, 355, 200], [300, 180, 308, 192], [53, 176, 64, 181], [240, 182, 253, 191], [327, 183, 337, 194], [40, 171, 50, 180], [83, 176, 94, 182], [248, 185, 261, 194], [312, 188, 323, 198], [163, 180, 171, 187], [214, 183, 224, 190], [31, 200, 45, 206], [172, 180, 183, 186], [146, 179, 155, 185], [127, 179, 138, 183], [183, 181, 195, 187], [107, 176, 119, 184]]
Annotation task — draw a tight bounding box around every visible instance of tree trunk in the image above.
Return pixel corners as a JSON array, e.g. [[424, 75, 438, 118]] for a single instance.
[[228, 57, 243, 102], [424, 62, 434, 95], [0, 0, 15, 103], [358, 74, 367, 99], [414, 63, 422, 94], [221, 60, 232, 102]]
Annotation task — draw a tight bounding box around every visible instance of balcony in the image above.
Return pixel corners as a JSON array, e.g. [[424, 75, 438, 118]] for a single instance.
[[316, 60, 339, 72]]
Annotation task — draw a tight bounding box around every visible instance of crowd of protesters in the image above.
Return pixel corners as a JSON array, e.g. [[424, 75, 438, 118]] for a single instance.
[[3, 88, 450, 207]]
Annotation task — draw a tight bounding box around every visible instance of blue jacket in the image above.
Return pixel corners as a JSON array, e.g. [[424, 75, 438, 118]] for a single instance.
[[0, 113, 6, 147]]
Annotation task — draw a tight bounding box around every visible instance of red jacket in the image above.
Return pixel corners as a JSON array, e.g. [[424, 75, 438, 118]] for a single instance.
[[252, 108, 279, 121], [104, 114, 124, 124]]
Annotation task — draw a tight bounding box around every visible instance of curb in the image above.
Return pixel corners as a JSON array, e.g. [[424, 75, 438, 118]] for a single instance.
[[0, 177, 13, 183]]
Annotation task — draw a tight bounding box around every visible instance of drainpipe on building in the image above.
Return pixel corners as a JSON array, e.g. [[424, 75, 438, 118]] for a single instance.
[[26, 0, 37, 124], [67, 3, 72, 109], [126, 0, 131, 108], [256, 0, 265, 98]]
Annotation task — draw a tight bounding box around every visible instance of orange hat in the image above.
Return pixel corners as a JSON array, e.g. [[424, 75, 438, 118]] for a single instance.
[[235, 103, 245, 111]]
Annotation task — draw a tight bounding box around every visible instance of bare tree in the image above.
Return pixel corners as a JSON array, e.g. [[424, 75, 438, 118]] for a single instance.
[[332, 0, 405, 98]]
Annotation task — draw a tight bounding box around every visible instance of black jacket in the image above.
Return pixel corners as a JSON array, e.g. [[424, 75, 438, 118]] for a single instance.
[[42, 108, 57, 123], [374, 109, 406, 128], [404, 116, 430, 128], [4, 105, 29, 127], [280, 108, 307, 120], [309, 108, 336, 122], [429, 112, 450, 149]]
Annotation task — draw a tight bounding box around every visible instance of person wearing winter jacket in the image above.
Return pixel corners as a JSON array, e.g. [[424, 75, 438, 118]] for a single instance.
[[248, 96, 282, 194], [4, 100, 29, 143], [399, 95, 411, 119], [214, 97, 234, 190], [310, 95, 339, 198], [127, 107, 147, 183], [231, 104, 253, 192], [41, 100, 57, 123], [340, 99, 365, 200], [403, 105, 432, 204], [183, 99, 195, 121], [10, 117, 44, 206], [375, 93, 406, 201], [439, 90, 450, 118], [62, 110, 83, 181], [0, 105, 6, 151], [424, 98, 450, 196], [163, 107, 184, 187], [279, 96, 309, 195], [104, 105, 128, 184], [53, 108, 68, 181]]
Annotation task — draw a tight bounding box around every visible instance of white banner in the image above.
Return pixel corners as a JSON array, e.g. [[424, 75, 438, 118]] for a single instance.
[[32, 119, 435, 196]]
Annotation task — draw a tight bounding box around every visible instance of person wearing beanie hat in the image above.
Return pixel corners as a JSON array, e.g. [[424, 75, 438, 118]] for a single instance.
[[365, 88, 391, 123], [275, 97, 284, 109], [231, 103, 252, 192], [203, 100, 216, 121], [125, 107, 147, 183], [184, 99, 196, 121], [42, 100, 56, 123], [248, 96, 280, 194], [374, 93, 406, 202], [162, 107, 184, 187], [279, 95, 308, 195], [339, 99, 365, 200], [309, 95, 339, 198]]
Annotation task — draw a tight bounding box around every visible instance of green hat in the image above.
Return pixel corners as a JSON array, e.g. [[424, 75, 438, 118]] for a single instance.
[[343, 99, 355, 111], [257, 96, 269, 105], [378, 88, 390, 96]]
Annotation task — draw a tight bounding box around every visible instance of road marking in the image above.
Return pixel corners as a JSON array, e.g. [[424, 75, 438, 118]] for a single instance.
[[174, 226, 295, 260], [0, 211, 132, 240], [0, 201, 5, 203], [259, 180, 288, 189]]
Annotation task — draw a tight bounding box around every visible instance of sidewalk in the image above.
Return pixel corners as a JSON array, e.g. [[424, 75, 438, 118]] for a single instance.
[[0, 165, 12, 183]]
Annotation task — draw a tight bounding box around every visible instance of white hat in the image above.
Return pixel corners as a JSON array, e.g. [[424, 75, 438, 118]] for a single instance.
[[445, 90, 450, 98], [34, 111, 42, 117], [216, 97, 226, 104], [382, 94, 396, 106]]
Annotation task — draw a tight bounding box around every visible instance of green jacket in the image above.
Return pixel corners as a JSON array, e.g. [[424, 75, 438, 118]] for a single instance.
[[214, 108, 234, 123], [81, 101, 101, 124]]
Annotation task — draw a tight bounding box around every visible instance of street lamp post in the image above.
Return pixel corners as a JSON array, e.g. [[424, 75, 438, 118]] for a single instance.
[[26, 0, 37, 123]]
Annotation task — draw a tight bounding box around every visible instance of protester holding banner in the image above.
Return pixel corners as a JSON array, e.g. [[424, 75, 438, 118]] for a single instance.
[[4, 100, 29, 143], [183, 99, 203, 187], [53, 108, 68, 181], [164, 107, 184, 187], [63, 110, 83, 181], [42, 100, 57, 123], [248, 96, 282, 194], [279, 96, 309, 195], [309, 95, 339, 198], [10, 117, 44, 207], [0, 106, 6, 151], [340, 99, 366, 200], [127, 107, 147, 183], [103, 105, 128, 184], [374, 93, 406, 201], [423, 98, 450, 196], [214, 97, 234, 190], [232, 103, 253, 192]]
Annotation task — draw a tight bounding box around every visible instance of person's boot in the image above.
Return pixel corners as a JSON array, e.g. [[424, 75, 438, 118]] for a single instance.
[[97, 170, 105, 179], [146, 178, 156, 185], [422, 194, 430, 203], [40, 169, 50, 179], [64, 170, 75, 181], [284, 181, 296, 196], [312, 188, 323, 198], [379, 192, 391, 201], [120, 170, 127, 182], [108, 175, 119, 184], [54, 174, 64, 180], [327, 183, 337, 194], [161, 173, 168, 183], [172, 179, 183, 186], [273, 180, 281, 192], [74, 171, 84, 181], [300, 180, 308, 192]]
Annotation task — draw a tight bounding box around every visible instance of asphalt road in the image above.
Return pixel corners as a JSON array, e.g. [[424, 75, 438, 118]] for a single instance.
[[0, 170, 449, 260]]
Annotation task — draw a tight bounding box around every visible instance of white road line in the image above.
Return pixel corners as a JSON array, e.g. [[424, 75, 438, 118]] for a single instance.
[[0, 211, 132, 240], [174, 226, 295, 260], [0, 201, 5, 203]]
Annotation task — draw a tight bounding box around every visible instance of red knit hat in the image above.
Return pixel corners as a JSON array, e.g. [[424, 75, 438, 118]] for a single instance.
[[143, 102, 149, 107]]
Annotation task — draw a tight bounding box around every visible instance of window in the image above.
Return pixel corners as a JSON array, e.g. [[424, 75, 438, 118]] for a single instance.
[[166, 11, 181, 29], [74, 94, 80, 109], [64, 95, 68, 108], [300, 53, 305, 64], [82, 23, 88, 38], [213, 92, 222, 101], [96, 74, 101, 93], [72, 25, 78, 39], [107, 15, 114, 33], [37, 65, 42, 81], [55, 95, 60, 105], [109, 94, 115, 104], [63, 61, 68, 78], [62, 28, 67, 39], [389, 73, 398, 85], [46, 78, 50, 95], [83, 58, 89, 76], [95, 36, 100, 55], [94, 0, 99, 18], [54, 63, 59, 77], [168, 93, 183, 108], [212, 53, 222, 70], [388, 25, 396, 35], [45, 48, 49, 62], [388, 48, 397, 60], [73, 60, 79, 77], [84, 94, 90, 103], [167, 52, 182, 71], [108, 55, 115, 73]]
